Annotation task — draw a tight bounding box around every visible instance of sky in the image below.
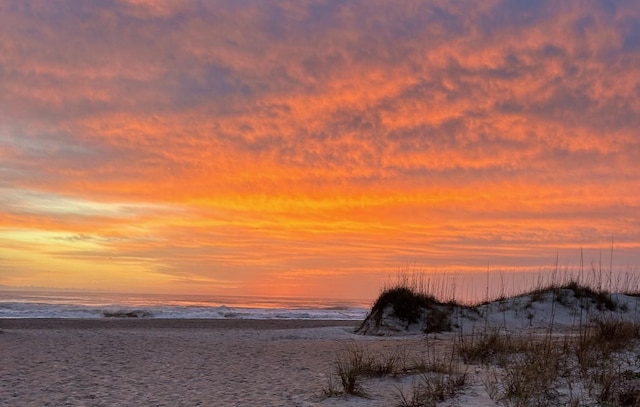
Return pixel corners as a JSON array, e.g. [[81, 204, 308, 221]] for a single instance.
[[1, 0, 639, 302]]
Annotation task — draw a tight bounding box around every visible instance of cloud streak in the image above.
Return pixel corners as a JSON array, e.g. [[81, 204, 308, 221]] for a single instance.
[[1, 0, 639, 300]]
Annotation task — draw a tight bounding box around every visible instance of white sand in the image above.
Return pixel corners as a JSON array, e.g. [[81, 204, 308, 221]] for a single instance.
[[6, 288, 635, 407], [0, 319, 461, 407]]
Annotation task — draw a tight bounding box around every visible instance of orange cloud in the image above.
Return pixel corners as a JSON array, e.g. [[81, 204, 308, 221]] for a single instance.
[[1, 0, 639, 300]]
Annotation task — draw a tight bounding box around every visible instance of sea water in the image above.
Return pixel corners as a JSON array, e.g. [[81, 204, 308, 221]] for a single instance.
[[0, 289, 370, 320]]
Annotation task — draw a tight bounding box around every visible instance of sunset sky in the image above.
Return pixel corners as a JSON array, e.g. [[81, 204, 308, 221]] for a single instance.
[[1, 0, 639, 302]]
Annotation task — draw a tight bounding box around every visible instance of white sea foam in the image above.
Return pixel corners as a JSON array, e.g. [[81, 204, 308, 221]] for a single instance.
[[0, 289, 369, 320]]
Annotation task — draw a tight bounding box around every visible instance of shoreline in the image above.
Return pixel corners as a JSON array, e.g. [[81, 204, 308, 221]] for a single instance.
[[0, 318, 359, 331]]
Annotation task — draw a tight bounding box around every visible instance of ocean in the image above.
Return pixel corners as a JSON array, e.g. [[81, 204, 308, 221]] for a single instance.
[[0, 289, 370, 320]]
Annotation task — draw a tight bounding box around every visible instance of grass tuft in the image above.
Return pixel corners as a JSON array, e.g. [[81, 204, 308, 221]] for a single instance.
[[457, 329, 524, 365], [396, 371, 467, 407], [371, 286, 440, 324], [358, 284, 458, 334]]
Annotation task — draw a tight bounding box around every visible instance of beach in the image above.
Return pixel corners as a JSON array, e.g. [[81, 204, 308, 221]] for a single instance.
[[0, 319, 445, 407], [4, 286, 640, 406]]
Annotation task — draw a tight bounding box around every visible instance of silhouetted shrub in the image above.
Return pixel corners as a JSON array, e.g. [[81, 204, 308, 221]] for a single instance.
[[370, 287, 437, 324]]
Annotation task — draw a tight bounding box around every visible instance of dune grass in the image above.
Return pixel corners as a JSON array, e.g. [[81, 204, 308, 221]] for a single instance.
[[324, 343, 403, 397], [360, 285, 458, 334], [325, 329, 640, 405], [324, 341, 467, 404], [326, 263, 640, 406], [471, 319, 640, 406]]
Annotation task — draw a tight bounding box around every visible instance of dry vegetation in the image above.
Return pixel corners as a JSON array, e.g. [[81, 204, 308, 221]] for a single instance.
[[325, 266, 640, 406], [323, 340, 468, 406], [469, 319, 640, 406]]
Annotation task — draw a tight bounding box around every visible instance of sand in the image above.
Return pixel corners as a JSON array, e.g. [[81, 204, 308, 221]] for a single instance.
[[0, 319, 450, 407], [4, 289, 639, 406]]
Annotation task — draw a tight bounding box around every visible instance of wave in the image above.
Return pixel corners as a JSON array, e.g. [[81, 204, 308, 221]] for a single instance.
[[102, 310, 154, 318], [0, 301, 368, 320], [0, 289, 369, 320]]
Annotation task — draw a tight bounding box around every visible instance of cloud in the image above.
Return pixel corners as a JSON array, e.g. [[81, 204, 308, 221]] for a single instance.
[[0, 0, 639, 297]]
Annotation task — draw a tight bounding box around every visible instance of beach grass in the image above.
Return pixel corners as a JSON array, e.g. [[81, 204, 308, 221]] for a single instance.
[[325, 263, 640, 406]]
